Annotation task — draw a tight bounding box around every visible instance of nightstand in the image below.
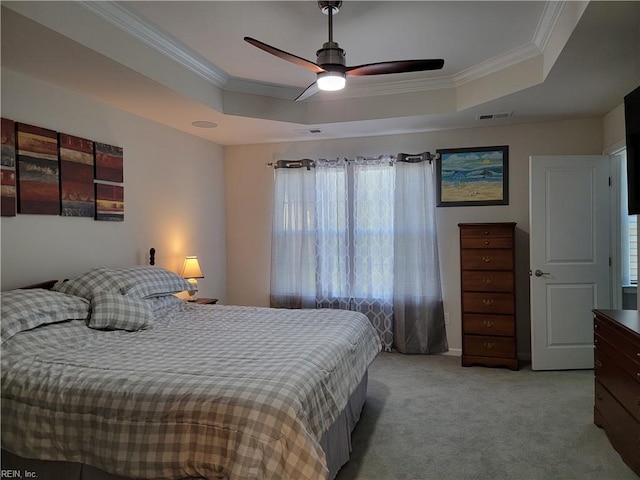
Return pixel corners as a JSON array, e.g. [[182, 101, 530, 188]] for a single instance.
[[194, 297, 218, 305]]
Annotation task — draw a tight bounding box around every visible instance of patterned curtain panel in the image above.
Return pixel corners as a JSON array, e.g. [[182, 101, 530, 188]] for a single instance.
[[270, 155, 447, 353]]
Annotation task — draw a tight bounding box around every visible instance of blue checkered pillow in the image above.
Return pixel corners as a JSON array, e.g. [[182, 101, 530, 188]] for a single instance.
[[147, 294, 183, 312], [1, 289, 90, 342], [52, 266, 126, 300], [88, 291, 153, 331], [112, 266, 192, 299]]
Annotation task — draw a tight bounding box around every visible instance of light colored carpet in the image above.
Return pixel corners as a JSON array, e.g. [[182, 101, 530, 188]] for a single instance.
[[335, 352, 637, 480]]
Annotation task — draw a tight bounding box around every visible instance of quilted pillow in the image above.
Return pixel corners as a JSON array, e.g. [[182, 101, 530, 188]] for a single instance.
[[112, 266, 192, 299], [1, 289, 90, 342], [146, 294, 183, 312], [52, 266, 126, 300], [88, 291, 152, 331]]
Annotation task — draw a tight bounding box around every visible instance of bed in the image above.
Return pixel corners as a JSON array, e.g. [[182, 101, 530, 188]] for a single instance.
[[1, 265, 381, 480]]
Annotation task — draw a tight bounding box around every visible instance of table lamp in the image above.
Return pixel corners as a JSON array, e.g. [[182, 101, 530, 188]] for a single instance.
[[181, 256, 204, 301]]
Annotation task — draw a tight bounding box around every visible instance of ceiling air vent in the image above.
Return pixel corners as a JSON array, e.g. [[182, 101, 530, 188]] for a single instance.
[[476, 112, 512, 120], [294, 128, 322, 134]]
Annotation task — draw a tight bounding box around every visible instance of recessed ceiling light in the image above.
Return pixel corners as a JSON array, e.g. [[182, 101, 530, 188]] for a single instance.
[[191, 120, 218, 128]]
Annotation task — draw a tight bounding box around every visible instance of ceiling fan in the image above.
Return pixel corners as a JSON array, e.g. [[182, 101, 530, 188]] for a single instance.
[[244, 0, 444, 102]]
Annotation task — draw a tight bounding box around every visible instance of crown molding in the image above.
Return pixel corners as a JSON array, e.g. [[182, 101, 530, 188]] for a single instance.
[[533, 0, 566, 51], [224, 77, 301, 100], [78, 1, 563, 101], [79, 1, 229, 87], [453, 42, 541, 86]]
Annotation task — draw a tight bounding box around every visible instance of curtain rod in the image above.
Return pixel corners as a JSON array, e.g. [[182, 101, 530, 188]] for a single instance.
[[266, 152, 439, 169]]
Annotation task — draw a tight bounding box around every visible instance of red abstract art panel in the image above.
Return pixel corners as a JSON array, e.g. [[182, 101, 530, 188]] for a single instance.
[[16, 123, 60, 215], [95, 183, 124, 222], [1, 118, 16, 216], [59, 133, 95, 217]]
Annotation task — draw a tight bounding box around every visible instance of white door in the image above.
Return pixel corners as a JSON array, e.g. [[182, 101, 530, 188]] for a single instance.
[[530, 155, 610, 370]]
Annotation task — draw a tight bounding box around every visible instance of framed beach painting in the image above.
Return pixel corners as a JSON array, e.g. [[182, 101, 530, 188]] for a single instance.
[[436, 145, 509, 207]]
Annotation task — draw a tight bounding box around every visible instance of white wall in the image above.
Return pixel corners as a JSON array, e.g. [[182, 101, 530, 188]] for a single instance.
[[224, 117, 604, 357], [0, 69, 227, 302], [603, 103, 626, 154]]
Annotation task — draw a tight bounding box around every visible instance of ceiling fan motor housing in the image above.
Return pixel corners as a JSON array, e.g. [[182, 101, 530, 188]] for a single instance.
[[317, 42, 346, 70]]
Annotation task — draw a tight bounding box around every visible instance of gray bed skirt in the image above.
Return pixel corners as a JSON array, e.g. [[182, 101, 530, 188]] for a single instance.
[[1, 371, 368, 480]]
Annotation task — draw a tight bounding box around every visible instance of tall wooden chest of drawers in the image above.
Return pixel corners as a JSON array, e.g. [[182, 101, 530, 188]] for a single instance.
[[459, 222, 518, 370], [593, 309, 640, 476]]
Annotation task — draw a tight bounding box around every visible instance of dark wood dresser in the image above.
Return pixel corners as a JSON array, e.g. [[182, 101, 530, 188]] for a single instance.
[[593, 309, 640, 475], [459, 222, 518, 370]]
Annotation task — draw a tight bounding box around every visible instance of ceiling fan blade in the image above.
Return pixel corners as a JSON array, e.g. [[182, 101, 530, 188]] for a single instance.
[[244, 37, 325, 74], [295, 82, 320, 102], [347, 59, 444, 77]]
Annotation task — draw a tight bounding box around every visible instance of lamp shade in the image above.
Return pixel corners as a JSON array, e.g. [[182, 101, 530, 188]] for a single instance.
[[181, 256, 204, 279]]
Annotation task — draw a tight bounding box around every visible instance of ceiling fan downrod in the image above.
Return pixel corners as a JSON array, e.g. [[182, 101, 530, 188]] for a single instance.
[[317, 1, 345, 68]]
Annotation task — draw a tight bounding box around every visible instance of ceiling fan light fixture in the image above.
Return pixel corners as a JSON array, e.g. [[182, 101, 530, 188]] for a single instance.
[[317, 71, 346, 91]]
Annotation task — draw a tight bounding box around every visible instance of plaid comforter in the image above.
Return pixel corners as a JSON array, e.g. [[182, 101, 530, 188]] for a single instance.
[[1, 303, 381, 479]]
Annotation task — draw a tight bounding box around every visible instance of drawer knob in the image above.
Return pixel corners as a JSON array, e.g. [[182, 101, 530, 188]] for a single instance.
[[483, 342, 495, 349], [483, 320, 494, 328], [482, 299, 494, 306], [482, 277, 493, 284], [484, 240, 490, 245], [595, 360, 602, 368], [482, 256, 493, 263], [484, 231, 490, 235]]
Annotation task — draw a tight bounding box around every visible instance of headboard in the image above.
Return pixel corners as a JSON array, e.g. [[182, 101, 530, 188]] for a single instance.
[[21, 280, 58, 290], [14, 248, 157, 291]]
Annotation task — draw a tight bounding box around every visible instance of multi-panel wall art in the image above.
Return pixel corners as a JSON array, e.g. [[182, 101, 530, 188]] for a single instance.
[[0, 117, 124, 221]]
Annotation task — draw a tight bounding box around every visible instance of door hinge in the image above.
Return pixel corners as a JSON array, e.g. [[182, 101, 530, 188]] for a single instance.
[[609, 176, 611, 186]]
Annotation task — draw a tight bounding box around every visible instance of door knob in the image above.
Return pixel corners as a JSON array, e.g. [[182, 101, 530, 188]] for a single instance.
[[534, 269, 550, 277]]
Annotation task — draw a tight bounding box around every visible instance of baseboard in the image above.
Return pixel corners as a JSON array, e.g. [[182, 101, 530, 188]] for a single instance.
[[437, 349, 530, 361], [440, 348, 462, 357]]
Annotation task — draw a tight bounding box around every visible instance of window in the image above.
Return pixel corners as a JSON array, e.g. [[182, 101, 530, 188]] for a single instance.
[[271, 155, 447, 353], [621, 149, 637, 286], [315, 160, 395, 302]]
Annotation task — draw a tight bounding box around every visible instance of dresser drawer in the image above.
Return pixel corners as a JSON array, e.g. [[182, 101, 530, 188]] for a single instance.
[[459, 224, 514, 239], [595, 316, 640, 369], [460, 237, 513, 249], [462, 292, 514, 314], [463, 335, 516, 358], [595, 380, 640, 474], [595, 347, 640, 421], [595, 329, 640, 386], [463, 314, 515, 336], [461, 249, 513, 270], [462, 271, 513, 292]]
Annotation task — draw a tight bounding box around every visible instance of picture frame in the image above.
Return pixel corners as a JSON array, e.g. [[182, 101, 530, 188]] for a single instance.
[[436, 145, 509, 207]]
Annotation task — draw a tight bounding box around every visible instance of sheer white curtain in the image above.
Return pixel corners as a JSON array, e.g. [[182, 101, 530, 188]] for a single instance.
[[393, 159, 448, 353], [270, 163, 317, 308], [270, 155, 447, 353]]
